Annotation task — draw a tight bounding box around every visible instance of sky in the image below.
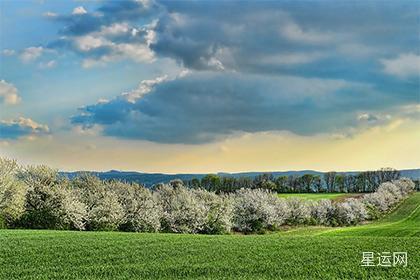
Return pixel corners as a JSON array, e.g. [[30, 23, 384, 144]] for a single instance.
[[0, 0, 419, 173]]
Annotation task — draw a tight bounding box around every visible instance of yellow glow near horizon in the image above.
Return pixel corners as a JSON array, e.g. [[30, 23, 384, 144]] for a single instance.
[[1, 119, 419, 173]]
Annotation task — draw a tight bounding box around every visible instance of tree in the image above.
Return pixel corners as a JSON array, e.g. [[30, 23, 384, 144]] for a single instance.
[[335, 199, 368, 225], [155, 184, 206, 233], [190, 178, 201, 189], [72, 173, 123, 231], [274, 176, 288, 193], [231, 189, 279, 233], [286, 198, 311, 225], [254, 174, 275, 190], [17, 165, 63, 229], [201, 174, 221, 192], [112, 181, 162, 232], [313, 175, 322, 193], [287, 176, 299, 193], [335, 174, 345, 193], [324, 172, 337, 193], [0, 158, 26, 227], [300, 174, 317, 193], [356, 172, 368, 192], [192, 189, 232, 234], [377, 168, 401, 185], [344, 175, 357, 193]]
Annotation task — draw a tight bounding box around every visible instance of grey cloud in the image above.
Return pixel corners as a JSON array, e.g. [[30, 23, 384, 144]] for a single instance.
[[71, 72, 382, 144]]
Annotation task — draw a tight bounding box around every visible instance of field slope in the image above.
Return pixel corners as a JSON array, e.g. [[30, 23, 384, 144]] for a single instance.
[[0, 193, 419, 280], [324, 192, 420, 237], [277, 193, 360, 201]]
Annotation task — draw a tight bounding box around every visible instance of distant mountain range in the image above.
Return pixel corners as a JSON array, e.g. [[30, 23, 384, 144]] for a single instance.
[[61, 168, 420, 187]]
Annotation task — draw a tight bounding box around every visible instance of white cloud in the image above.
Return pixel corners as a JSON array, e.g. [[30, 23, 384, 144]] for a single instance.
[[380, 53, 420, 78], [74, 35, 106, 51], [400, 104, 420, 114], [280, 22, 333, 44], [39, 60, 57, 69], [0, 117, 49, 140], [74, 23, 155, 67], [259, 52, 325, 65], [122, 75, 168, 103], [0, 80, 21, 105], [72, 124, 102, 136], [99, 23, 131, 36], [114, 43, 155, 63], [357, 112, 391, 126], [81, 58, 106, 68], [20, 46, 43, 62], [2, 49, 15, 56], [2, 117, 49, 132], [72, 6, 87, 15], [43, 11, 58, 17]]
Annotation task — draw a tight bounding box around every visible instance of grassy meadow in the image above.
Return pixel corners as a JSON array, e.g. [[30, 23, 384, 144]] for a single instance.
[[1, 193, 419, 279], [276, 192, 360, 201]]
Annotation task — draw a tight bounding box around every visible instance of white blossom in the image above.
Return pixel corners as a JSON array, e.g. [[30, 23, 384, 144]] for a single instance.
[[155, 184, 206, 233]]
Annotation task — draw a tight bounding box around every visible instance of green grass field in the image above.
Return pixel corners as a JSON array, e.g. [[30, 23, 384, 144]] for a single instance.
[[1, 193, 419, 279], [277, 192, 360, 201]]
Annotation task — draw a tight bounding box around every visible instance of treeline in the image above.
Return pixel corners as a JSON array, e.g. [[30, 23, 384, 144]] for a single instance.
[[0, 158, 416, 234], [184, 168, 404, 193]]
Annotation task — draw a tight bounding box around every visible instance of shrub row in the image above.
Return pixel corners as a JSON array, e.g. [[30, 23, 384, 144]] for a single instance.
[[0, 158, 415, 233]]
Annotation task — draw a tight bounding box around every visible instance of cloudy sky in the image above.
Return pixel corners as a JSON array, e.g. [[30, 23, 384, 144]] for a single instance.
[[0, 0, 419, 173]]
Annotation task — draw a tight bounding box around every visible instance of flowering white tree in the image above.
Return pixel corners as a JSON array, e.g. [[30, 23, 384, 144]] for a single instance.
[[231, 189, 279, 232], [271, 198, 291, 227], [112, 181, 162, 232], [379, 182, 402, 203], [59, 187, 87, 230], [363, 179, 414, 218], [0, 158, 27, 226], [17, 165, 76, 229], [336, 198, 368, 225], [72, 174, 123, 231], [0, 157, 417, 233], [392, 178, 415, 196], [311, 199, 335, 226], [286, 198, 311, 225], [192, 189, 233, 234], [155, 184, 206, 233]]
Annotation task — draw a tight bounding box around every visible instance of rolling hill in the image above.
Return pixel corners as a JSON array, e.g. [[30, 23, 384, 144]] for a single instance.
[[61, 168, 420, 187]]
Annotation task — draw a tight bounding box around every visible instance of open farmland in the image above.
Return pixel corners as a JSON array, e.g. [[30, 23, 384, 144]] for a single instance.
[[1, 193, 418, 280]]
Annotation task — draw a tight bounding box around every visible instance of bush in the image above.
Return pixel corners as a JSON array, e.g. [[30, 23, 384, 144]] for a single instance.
[[335, 199, 368, 225], [0, 157, 416, 233], [155, 184, 206, 233], [192, 189, 232, 234], [363, 179, 414, 215], [16, 165, 83, 229], [231, 189, 279, 233], [112, 181, 162, 232], [0, 158, 27, 226], [311, 199, 336, 226], [271, 198, 291, 227], [59, 187, 87, 230], [392, 178, 415, 196], [363, 191, 389, 212], [72, 174, 123, 231], [286, 198, 311, 225]]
